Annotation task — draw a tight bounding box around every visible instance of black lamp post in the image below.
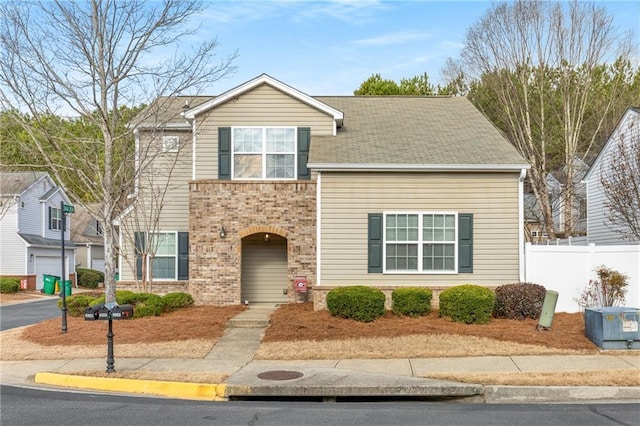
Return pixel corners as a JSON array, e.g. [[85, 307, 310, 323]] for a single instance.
[[60, 201, 68, 334]]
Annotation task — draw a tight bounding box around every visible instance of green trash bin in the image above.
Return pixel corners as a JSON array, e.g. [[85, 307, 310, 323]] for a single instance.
[[43, 274, 60, 295], [62, 280, 72, 296]]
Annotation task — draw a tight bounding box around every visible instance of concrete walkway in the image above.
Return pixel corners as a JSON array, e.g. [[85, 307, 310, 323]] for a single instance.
[[1, 301, 639, 403]]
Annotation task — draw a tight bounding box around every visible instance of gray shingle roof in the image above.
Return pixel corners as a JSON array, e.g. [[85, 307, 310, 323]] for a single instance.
[[0, 172, 48, 195], [132, 96, 213, 128], [311, 96, 528, 168]]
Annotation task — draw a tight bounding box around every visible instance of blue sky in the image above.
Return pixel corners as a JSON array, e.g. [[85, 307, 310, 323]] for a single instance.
[[194, 0, 640, 96]]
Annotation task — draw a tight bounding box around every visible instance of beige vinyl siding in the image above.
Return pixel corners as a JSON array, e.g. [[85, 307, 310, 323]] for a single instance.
[[241, 233, 288, 303], [119, 130, 192, 280], [319, 172, 521, 286], [194, 84, 335, 180]]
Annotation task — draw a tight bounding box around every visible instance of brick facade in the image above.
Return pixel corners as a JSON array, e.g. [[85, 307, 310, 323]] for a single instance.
[[189, 180, 316, 305]]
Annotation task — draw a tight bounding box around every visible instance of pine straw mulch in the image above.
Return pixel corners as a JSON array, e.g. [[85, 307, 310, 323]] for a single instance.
[[0, 300, 606, 362], [262, 302, 596, 350]]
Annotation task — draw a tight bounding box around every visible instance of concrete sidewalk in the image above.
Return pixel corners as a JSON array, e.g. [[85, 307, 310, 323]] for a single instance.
[[1, 301, 639, 403]]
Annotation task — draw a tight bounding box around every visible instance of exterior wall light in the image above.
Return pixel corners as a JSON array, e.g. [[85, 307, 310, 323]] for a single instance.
[[264, 233, 270, 243], [219, 227, 226, 238]]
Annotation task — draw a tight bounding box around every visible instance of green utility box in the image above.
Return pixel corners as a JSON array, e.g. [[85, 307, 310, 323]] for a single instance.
[[585, 307, 640, 350], [43, 274, 60, 295]]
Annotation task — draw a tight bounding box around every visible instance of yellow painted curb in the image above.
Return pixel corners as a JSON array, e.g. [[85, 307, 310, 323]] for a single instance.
[[34, 372, 227, 401]]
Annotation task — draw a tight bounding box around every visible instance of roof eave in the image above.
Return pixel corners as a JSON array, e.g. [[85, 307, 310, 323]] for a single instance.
[[308, 163, 531, 172], [133, 122, 192, 130]]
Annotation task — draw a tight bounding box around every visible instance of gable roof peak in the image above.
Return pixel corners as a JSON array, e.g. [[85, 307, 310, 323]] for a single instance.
[[183, 74, 344, 126]]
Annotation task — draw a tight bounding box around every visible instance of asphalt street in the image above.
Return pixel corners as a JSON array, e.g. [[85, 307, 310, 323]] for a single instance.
[[0, 298, 61, 331], [2, 385, 639, 426]]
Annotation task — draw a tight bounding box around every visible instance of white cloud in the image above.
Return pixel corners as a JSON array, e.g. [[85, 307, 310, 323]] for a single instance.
[[352, 30, 434, 46]]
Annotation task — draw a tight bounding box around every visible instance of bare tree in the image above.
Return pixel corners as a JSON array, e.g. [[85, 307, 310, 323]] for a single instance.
[[0, 0, 236, 303], [446, 0, 635, 239], [601, 115, 640, 241]]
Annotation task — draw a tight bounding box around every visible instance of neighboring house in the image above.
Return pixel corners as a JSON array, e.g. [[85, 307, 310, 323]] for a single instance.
[[0, 171, 76, 290], [71, 204, 105, 271], [584, 107, 640, 245], [524, 158, 588, 242], [120, 74, 529, 308]]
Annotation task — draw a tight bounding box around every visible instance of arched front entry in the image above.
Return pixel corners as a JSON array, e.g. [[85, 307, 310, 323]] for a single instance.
[[240, 232, 288, 303]]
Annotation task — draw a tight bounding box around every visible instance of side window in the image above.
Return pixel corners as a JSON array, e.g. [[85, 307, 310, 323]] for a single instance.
[[49, 207, 62, 230], [162, 135, 179, 153]]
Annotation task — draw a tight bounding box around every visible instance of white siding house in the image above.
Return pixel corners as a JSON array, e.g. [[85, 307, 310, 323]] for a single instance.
[[0, 172, 76, 290], [584, 107, 640, 245]]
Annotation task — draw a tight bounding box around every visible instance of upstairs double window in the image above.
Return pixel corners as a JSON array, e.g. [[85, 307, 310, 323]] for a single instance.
[[232, 127, 296, 179]]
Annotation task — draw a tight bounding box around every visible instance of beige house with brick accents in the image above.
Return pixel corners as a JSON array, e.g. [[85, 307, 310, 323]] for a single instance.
[[118, 74, 530, 309]]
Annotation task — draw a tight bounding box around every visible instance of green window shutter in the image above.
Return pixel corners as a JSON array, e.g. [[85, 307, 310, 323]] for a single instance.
[[458, 214, 473, 273], [368, 213, 383, 273], [297, 127, 311, 180], [177, 232, 189, 280], [134, 231, 145, 280], [48, 207, 52, 229], [218, 127, 231, 180]]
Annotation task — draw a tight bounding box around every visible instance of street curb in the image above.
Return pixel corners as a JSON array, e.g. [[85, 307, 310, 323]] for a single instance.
[[483, 385, 640, 404], [34, 372, 227, 401]]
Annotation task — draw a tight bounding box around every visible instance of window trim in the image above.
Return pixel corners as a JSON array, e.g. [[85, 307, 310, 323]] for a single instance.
[[382, 211, 458, 274], [162, 135, 179, 153], [50, 207, 62, 231], [146, 231, 178, 281], [231, 126, 297, 180]]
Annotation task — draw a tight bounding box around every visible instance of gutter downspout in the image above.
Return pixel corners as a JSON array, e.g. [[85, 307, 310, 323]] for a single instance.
[[316, 172, 322, 287], [519, 168, 527, 282]]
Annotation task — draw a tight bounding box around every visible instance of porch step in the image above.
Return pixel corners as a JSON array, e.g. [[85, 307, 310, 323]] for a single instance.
[[228, 304, 277, 328]]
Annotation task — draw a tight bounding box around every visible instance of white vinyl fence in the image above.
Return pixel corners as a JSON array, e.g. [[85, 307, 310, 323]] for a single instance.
[[524, 243, 640, 312]]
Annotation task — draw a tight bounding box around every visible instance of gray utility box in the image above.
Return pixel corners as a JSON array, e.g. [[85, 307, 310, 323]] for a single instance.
[[584, 307, 640, 350]]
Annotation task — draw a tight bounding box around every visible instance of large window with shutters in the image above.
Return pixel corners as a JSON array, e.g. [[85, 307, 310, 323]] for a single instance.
[[382, 212, 462, 273], [232, 127, 296, 179], [135, 231, 189, 281]]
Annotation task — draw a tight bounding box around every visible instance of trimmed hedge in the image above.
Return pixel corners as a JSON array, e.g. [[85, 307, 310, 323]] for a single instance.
[[392, 287, 432, 317], [439, 284, 495, 324], [162, 292, 194, 312], [61, 291, 194, 318], [326, 286, 386, 322], [0, 277, 20, 293], [76, 268, 104, 289], [493, 283, 546, 320]]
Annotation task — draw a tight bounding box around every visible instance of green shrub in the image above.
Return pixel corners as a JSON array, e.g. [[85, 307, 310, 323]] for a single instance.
[[76, 268, 104, 289], [439, 284, 495, 324], [0, 277, 20, 293], [131, 293, 164, 318], [392, 287, 432, 317], [113, 290, 137, 305], [494, 283, 546, 320], [88, 290, 134, 307], [162, 292, 194, 312], [57, 294, 96, 316], [326, 286, 385, 322]]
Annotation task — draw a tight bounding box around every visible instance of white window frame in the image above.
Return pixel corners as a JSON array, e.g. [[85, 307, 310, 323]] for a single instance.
[[231, 126, 297, 180], [146, 232, 178, 281], [383, 211, 458, 274], [162, 135, 179, 153], [51, 207, 62, 231]]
